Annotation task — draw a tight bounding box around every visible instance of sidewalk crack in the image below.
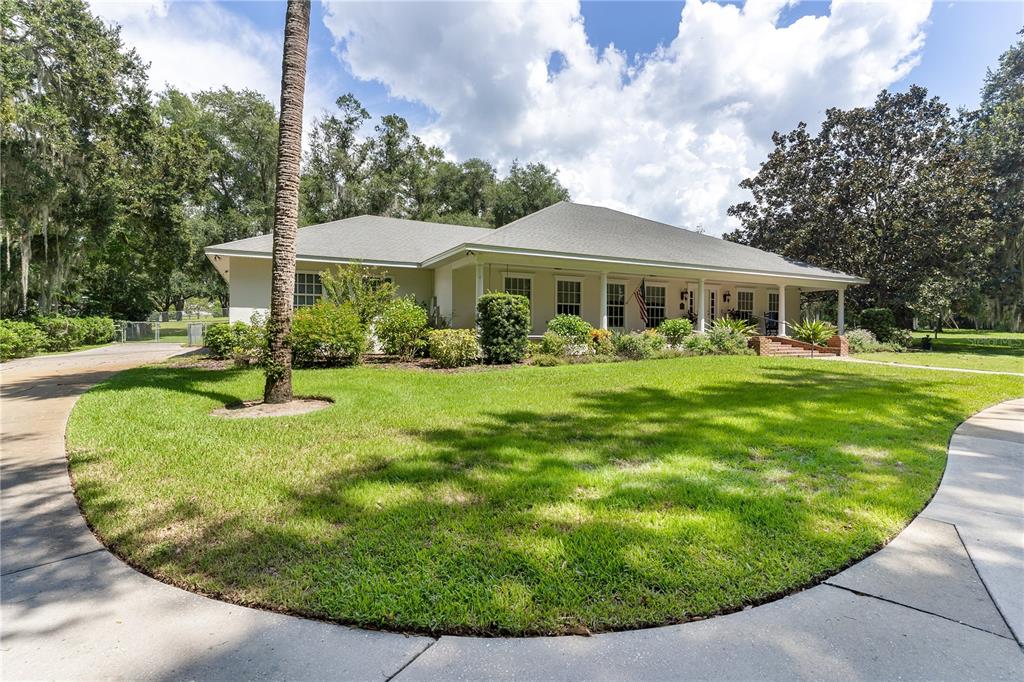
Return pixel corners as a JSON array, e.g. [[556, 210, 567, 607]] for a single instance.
[[950, 522, 1021, 647], [824, 583, 1015, 641], [385, 637, 439, 681]]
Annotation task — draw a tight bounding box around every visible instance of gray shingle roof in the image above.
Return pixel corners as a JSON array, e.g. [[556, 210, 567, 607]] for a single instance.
[[463, 202, 863, 282], [206, 202, 866, 283], [205, 215, 494, 265]]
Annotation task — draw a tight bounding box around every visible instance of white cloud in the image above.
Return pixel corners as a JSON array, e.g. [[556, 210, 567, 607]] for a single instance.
[[324, 0, 932, 234], [89, 0, 281, 99]]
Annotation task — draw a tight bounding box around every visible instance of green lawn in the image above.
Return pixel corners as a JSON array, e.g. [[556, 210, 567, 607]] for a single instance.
[[911, 328, 1024, 349], [67, 357, 1023, 635], [858, 347, 1024, 374]]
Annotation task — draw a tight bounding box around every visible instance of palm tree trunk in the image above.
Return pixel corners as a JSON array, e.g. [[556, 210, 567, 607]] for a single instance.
[[264, 0, 310, 404]]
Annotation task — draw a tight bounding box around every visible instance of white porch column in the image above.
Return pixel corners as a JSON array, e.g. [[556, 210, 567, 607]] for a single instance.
[[837, 287, 845, 335], [778, 284, 787, 336], [599, 272, 609, 330], [474, 263, 484, 324], [697, 279, 706, 333]]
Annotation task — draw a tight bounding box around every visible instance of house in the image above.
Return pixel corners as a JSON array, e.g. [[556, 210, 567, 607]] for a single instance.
[[205, 201, 866, 337]]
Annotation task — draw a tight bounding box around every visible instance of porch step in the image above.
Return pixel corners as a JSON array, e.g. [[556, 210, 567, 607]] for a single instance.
[[753, 336, 839, 357]]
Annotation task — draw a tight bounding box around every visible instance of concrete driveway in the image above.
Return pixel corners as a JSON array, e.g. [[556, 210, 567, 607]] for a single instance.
[[2, 346, 1021, 680]]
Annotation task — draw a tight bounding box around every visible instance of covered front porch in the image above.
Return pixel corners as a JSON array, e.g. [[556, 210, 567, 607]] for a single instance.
[[431, 253, 849, 338]]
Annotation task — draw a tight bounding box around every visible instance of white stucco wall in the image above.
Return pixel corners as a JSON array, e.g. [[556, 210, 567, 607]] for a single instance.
[[226, 257, 434, 323]]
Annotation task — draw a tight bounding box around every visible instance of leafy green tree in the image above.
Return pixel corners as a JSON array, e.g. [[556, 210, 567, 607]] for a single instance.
[[299, 93, 370, 225], [970, 32, 1023, 330], [909, 273, 957, 337], [727, 87, 993, 322], [491, 161, 571, 227], [0, 0, 149, 315]]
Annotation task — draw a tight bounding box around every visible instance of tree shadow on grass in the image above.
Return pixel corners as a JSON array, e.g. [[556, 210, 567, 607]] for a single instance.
[[73, 363, 972, 635]]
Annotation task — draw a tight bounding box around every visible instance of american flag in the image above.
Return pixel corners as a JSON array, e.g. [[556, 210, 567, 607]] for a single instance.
[[634, 279, 648, 327]]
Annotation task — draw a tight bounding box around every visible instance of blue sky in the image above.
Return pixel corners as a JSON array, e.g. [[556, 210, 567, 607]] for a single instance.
[[94, 1, 1022, 232]]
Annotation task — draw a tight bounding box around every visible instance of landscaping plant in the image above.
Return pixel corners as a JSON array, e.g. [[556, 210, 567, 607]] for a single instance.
[[427, 328, 478, 368], [547, 314, 592, 343], [319, 263, 398, 326], [539, 331, 569, 356], [375, 297, 428, 360], [858, 308, 898, 343], [589, 328, 615, 355], [711, 316, 757, 337], [0, 319, 47, 360], [477, 292, 530, 364], [791, 318, 837, 346], [289, 301, 366, 367], [657, 318, 694, 345], [845, 328, 880, 354]]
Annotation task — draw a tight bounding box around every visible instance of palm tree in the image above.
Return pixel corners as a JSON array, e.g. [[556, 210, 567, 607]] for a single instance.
[[264, 0, 311, 404]]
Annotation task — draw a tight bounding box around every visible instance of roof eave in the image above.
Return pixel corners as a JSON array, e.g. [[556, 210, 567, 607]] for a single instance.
[[203, 248, 422, 269], [427, 243, 868, 285]]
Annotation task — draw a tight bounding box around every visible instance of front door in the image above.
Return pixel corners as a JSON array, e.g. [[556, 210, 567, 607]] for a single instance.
[[706, 287, 719, 321]]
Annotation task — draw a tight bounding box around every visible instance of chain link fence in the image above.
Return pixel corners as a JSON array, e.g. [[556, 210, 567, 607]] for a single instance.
[[116, 309, 228, 346]]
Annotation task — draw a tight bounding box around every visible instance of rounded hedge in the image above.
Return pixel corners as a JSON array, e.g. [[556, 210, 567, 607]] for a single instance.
[[477, 292, 530, 364], [376, 298, 428, 360], [290, 302, 367, 367]]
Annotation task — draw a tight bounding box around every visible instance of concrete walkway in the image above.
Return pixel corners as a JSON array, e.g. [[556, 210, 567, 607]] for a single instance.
[[821, 354, 1024, 377], [2, 347, 1021, 680]]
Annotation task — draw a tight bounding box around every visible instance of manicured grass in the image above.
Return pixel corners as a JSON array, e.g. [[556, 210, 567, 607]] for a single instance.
[[67, 357, 1023, 635], [911, 328, 1024, 348], [859, 347, 1024, 373]]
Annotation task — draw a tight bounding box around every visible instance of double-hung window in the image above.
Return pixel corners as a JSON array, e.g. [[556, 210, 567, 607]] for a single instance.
[[294, 273, 322, 308], [737, 290, 754, 321], [645, 284, 666, 328], [504, 276, 532, 302], [767, 291, 779, 320], [556, 279, 581, 316], [606, 282, 625, 329]]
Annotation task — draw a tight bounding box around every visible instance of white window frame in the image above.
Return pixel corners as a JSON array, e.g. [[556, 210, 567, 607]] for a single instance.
[[504, 273, 533, 302], [645, 283, 667, 329], [555, 278, 582, 317], [294, 272, 323, 308], [736, 289, 755, 321], [767, 291, 779, 318], [606, 280, 626, 329]]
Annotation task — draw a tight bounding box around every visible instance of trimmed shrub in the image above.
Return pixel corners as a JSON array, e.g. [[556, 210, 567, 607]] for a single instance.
[[376, 297, 428, 360], [34, 315, 86, 352], [531, 354, 566, 367], [204, 323, 235, 359], [845, 328, 880, 354], [687, 322, 752, 356], [428, 329, 479, 368], [477, 292, 530, 364], [234, 315, 269, 366], [613, 332, 655, 360], [889, 327, 913, 348], [589, 328, 614, 355], [539, 331, 569, 356], [547, 314, 591, 343], [0, 320, 46, 360], [79, 316, 116, 344], [640, 328, 667, 352], [859, 308, 897, 343], [791, 318, 837, 346], [658, 318, 694, 345], [290, 302, 367, 367], [682, 333, 715, 356]]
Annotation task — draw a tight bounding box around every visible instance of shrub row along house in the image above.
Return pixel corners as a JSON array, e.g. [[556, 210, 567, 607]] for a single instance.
[[205, 202, 865, 338]]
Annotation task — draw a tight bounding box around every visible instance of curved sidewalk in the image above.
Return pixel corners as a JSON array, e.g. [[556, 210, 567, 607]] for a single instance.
[[1, 347, 1021, 680]]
